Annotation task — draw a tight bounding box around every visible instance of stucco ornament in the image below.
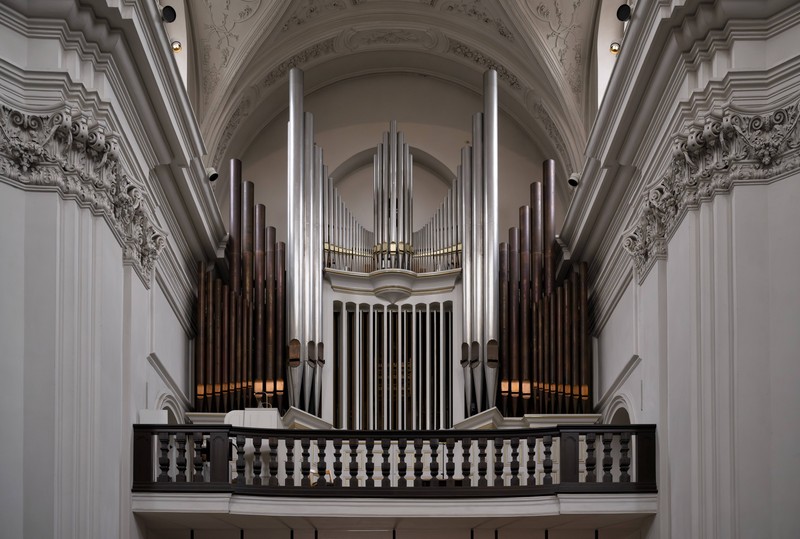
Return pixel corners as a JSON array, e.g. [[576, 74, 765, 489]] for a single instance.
[[622, 98, 800, 280], [0, 104, 166, 285]]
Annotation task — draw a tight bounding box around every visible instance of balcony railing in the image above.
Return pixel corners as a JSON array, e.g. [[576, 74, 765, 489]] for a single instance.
[[132, 425, 656, 497]]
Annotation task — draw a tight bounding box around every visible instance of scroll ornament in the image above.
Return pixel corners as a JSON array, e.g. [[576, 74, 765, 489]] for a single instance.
[[0, 104, 165, 284], [623, 98, 800, 279]]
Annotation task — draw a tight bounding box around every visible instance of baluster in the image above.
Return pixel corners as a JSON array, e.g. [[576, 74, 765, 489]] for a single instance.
[[413, 438, 423, 487], [445, 438, 455, 486], [397, 438, 408, 487], [510, 437, 520, 486], [381, 439, 391, 487], [585, 433, 597, 483], [333, 438, 343, 487], [461, 437, 471, 487], [192, 432, 204, 482], [542, 435, 553, 485], [300, 438, 311, 487], [175, 432, 187, 482], [157, 432, 171, 482], [493, 438, 504, 487], [235, 435, 246, 485], [365, 438, 375, 487], [348, 438, 359, 487], [285, 437, 296, 487], [268, 437, 279, 486], [430, 438, 440, 486], [526, 435, 536, 486], [252, 437, 263, 486], [317, 438, 328, 486], [619, 432, 631, 482], [477, 438, 488, 487], [602, 432, 613, 482]]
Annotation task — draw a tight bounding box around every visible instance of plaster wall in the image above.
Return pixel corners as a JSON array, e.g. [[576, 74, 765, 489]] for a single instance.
[[594, 174, 800, 538]]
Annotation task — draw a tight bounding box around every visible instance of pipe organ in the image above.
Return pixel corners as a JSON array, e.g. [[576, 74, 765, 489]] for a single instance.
[[498, 161, 591, 415], [193, 67, 593, 424], [194, 159, 286, 413]]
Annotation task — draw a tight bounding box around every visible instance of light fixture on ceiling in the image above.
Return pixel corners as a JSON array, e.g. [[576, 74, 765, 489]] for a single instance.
[[568, 172, 581, 188], [206, 167, 219, 182], [616, 4, 632, 22], [161, 5, 177, 23], [610, 42, 621, 54], [171, 40, 182, 53]]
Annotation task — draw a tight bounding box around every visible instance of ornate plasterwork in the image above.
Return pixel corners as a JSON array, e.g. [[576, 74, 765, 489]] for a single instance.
[[0, 104, 166, 284], [622, 99, 800, 280], [281, 0, 347, 31], [200, 0, 263, 99], [440, 0, 514, 42], [211, 38, 338, 167], [447, 39, 521, 90], [527, 0, 588, 95]]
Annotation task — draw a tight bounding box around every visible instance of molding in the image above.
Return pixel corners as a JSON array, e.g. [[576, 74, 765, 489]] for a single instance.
[[0, 102, 165, 286], [132, 492, 658, 518], [622, 97, 800, 282], [147, 353, 191, 412], [595, 354, 641, 414]]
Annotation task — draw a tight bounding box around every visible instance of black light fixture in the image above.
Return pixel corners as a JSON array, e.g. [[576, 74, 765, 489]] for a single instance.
[[617, 4, 632, 22], [161, 5, 177, 23]]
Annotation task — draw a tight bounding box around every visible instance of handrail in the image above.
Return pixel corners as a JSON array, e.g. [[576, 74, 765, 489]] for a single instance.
[[132, 424, 656, 498]]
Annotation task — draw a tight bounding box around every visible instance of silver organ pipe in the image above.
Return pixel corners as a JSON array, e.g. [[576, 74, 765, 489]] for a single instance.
[[484, 70, 500, 409], [286, 68, 328, 415]]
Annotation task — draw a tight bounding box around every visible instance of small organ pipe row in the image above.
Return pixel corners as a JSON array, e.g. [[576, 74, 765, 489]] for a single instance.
[[194, 159, 286, 413], [498, 160, 592, 414], [288, 67, 326, 415], [372, 121, 414, 270], [460, 70, 500, 416], [323, 121, 462, 274]]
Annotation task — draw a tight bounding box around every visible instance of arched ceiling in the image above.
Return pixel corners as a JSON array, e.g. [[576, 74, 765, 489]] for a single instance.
[[187, 0, 599, 187]]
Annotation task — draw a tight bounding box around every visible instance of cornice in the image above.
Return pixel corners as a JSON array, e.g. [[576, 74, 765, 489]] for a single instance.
[[622, 96, 800, 282], [0, 102, 165, 286]]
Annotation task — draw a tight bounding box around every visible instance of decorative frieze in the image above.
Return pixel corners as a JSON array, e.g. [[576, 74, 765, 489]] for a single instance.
[[622, 98, 800, 279], [0, 104, 165, 284]]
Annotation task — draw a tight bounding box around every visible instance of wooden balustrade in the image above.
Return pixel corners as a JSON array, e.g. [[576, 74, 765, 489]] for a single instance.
[[133, 425, 656, 497]]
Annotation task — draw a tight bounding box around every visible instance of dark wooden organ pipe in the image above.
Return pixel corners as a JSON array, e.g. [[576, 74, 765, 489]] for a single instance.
[[519, 206, 531, 404], [243, 181, 254, 407], [255, 204, 266, 397], [222, 283, 229, 411], [276, 241, 287, 409], [508, 227, 520, 407], [214, 278, 222, 411], [555, 285, 563, 414], [205, 268, 214, 412], [499, 242, 509, 407], [195, 261, 205, 410], [266, 226, 276, 397], [580, 262, 590, 412], [543, 160, 556, 297], [563, 278, 572, 413], [571, 273, 580, 413]]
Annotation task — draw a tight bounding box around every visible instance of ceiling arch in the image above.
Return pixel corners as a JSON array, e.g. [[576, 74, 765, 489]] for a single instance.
[[187, 0, 600, 202]]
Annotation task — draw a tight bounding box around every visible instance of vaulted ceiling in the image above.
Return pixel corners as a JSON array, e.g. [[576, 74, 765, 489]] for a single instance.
[[186, 0, 600, 180]]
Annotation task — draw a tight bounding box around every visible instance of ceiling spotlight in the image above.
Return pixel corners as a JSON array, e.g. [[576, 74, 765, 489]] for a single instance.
[[610, 42, 621, 54], [568, 173, 581, 188], [171, 40, 182, 53], [205, 167, 219, 182], [616, 4, 632, 22], [161, 5, 177, 23]]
